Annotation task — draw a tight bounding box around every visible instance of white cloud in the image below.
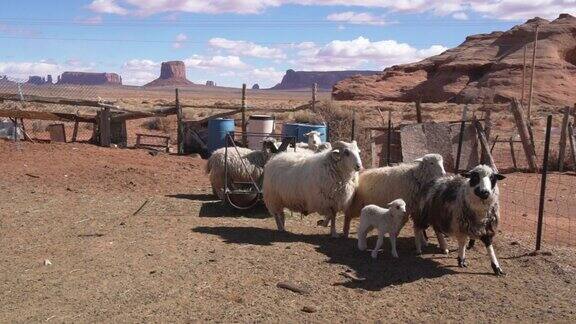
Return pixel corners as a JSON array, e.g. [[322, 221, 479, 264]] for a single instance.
[[173, 33, 188, 49], [88, 0, 128, 15], [120, 59, 160, 85], [185, 55, 249, 69], [292, 36, 447, 70], [327, 11, 388, 25], [452, 11, 468, 20], [208, 38, 285, 59], [0, 60, 94, 82], [74, 15, 103, 25], [87, 0, 576, 20]]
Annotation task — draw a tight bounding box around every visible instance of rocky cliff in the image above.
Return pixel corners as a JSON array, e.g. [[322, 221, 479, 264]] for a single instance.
[[26, 75, 53, 85], [57, 72, 122, 86], [145, 61, 194, 87], [333, 14, 576, 106], [271, 69, 379, 90]]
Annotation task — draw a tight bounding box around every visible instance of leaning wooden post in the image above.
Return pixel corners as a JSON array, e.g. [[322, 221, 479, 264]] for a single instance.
[[510, 98, 538, 172], [568, 122, 576, 168], [521, 45, 527, 106], [176, 88, 184, 154], [241, 83, 247, 147], [455, 105, 469, 172], [536, 115, 552, 251], [415, 99, 423, 124], [474, 118, 498, 174], [71, 119, 79, 143], [311, 83, 317, 112], [527, 23, 539, 121], [481, 107, 493, 164], [99, 107, 111, 147], [387, 110, 392, 166], [558, 106, 571, 172]]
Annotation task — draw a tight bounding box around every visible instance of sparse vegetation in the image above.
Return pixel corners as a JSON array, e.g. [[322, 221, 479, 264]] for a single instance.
[[142, 117, 172, 133]]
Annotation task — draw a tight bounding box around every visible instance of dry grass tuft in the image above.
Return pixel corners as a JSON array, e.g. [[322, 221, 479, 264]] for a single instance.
[[142, 117, 172, 133]]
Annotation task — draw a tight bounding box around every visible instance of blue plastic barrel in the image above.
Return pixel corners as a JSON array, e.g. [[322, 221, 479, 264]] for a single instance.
[[208, 118, 235, 153], [282, 122, 300, 141], [297, 124, 327, 143]]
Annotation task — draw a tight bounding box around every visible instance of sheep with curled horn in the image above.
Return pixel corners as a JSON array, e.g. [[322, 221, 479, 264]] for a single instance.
[[413, 164, 506, 276]]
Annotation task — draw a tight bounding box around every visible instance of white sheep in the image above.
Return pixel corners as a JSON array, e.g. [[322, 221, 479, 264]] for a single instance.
[[263, 141, 362, 237], [357, 199, 407, 259], [413, 165, 506, 276], [205, 140, 275, 200], [295, 130, 323, 151], [343, 154, 446, 240]]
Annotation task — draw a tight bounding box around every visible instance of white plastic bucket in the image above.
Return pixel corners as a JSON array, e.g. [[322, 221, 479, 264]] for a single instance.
[[247, 115, 275, 150]]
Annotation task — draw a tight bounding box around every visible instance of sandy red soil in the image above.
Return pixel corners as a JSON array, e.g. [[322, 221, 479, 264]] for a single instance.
[[1, 140, 575, 322]]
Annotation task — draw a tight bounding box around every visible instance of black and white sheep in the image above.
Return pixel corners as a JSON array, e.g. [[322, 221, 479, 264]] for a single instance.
[[343, 154, 446, 238], [263, 141, 362, 237], [413, 164, 506, 276], [357, 199, 407, 259]]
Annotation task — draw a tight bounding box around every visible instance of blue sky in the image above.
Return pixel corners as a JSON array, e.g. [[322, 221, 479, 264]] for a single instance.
[[0, 1, 572, 87]]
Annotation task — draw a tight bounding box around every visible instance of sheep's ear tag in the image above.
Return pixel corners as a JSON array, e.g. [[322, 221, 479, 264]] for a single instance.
[[331, 149, 341, 160], [461, 172, 472, 178]]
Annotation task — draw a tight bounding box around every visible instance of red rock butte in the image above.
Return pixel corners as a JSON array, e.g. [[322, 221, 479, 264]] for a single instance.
[[145, 61, 194, 87], [57, 72, 122, 86], [333, 14, 576, 106]]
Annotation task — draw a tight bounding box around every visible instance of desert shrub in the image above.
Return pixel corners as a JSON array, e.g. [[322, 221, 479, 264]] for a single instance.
[[142, 117, 172, 133], [293, 110, 323, 124]]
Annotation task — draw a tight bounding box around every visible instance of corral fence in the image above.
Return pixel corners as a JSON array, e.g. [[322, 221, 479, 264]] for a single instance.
[[366, 99, 576, 251]]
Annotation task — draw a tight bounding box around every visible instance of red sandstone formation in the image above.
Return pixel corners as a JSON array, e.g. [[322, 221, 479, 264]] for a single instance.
[[57, 72, 122, 86], [144, 61, 194, 87], [272, 69, 379, 90], [333, 14, 576, 106]]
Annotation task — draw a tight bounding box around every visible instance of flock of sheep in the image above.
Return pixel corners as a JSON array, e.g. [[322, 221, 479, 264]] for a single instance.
[[205, 132, 507, 276]]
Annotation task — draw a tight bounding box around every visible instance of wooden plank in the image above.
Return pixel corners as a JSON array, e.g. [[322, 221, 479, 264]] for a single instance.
[[558, 106, 571, 172], [474, 118, 498, 173], [510, 98, 538, 172], [480, 107, 492, 164], [0, 109, 95, 123], [311, 83, 317, 112], [135, 133, 170, 139], [509, 137, 518, 171], [0, 92, 115, 109], [176, 88, 183, 155]]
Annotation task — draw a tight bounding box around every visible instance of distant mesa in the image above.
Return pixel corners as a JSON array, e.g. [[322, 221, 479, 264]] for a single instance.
[[252, 83, 260, 90], [333, 14, 576, 106], [205, 80, 216, 87], [145, 61, 194, 87], [57, 72, 122, 86], [26, 75, 53, 85], [271, 69, 380, 90]]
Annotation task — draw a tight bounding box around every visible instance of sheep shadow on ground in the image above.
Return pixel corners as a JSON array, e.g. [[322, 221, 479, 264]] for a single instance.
[[192, 226, 457, 290], [166, 193, 216, 201], [197, 202, 270, 219]]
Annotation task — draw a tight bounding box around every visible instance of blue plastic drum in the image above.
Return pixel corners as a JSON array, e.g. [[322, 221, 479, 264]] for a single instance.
[[208, 118, 235, 153]]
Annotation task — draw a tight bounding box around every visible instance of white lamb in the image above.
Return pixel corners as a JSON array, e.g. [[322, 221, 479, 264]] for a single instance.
[[296, 131, 324, 151], [263, 140, 362, 237], [357, 199, 407, 259]]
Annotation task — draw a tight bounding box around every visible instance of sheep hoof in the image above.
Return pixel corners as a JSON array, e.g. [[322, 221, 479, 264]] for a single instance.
[[392, 253, 399, 258], [457, 257, 468, 268], [443, 249, 450, 255], [316, 219, 327, 227], [415, 250, 422, 256], [492, 263, 505, 276], [467, 239, 476, 250], [371, 252, 378, 259]]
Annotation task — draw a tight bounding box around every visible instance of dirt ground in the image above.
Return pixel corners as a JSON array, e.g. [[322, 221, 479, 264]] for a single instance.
[[1, 140, 575, 322]]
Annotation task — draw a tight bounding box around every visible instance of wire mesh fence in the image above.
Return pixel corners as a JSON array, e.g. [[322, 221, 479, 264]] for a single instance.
[[490, 115, 576, 249]]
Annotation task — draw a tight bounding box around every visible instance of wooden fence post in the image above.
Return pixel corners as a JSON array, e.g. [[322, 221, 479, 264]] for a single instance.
[[510, 98, 538, 172], [568, 122, 576, 168], [527, 23, 539, 121], [455, 105, 468, 172], [536, 115, 552, 251], [241, 83, 247, 147], [311, 83, 317, 112], [99, 107, 111, 147], [481, 107, 493, 164], [72, 120, 79, 142], [176, 88, 184, 154], [558, 106, 571, 172], [387, 110, 392, 166], [474, 118, 498, 173], [415, 99, 423, 124], [351, 109, 356, 141]]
